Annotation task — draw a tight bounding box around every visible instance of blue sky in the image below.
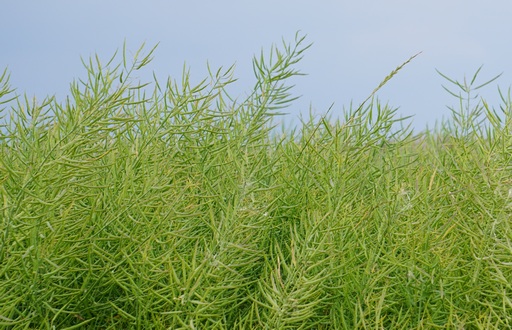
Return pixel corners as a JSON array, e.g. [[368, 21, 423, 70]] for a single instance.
[[1, 1, 511, 131]]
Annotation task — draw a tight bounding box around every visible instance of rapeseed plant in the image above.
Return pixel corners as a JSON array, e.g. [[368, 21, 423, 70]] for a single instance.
[[1, 33, 511, 329]]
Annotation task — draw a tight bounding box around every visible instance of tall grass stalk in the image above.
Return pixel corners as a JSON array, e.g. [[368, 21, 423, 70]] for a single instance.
[[1, 34, 512, 329]]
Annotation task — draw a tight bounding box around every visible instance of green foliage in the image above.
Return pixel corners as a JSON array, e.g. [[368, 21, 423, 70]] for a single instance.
[[1, 34, 512, 329]]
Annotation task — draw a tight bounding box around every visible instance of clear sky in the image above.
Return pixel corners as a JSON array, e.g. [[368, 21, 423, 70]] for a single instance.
[[1, 1, 511, 131]]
